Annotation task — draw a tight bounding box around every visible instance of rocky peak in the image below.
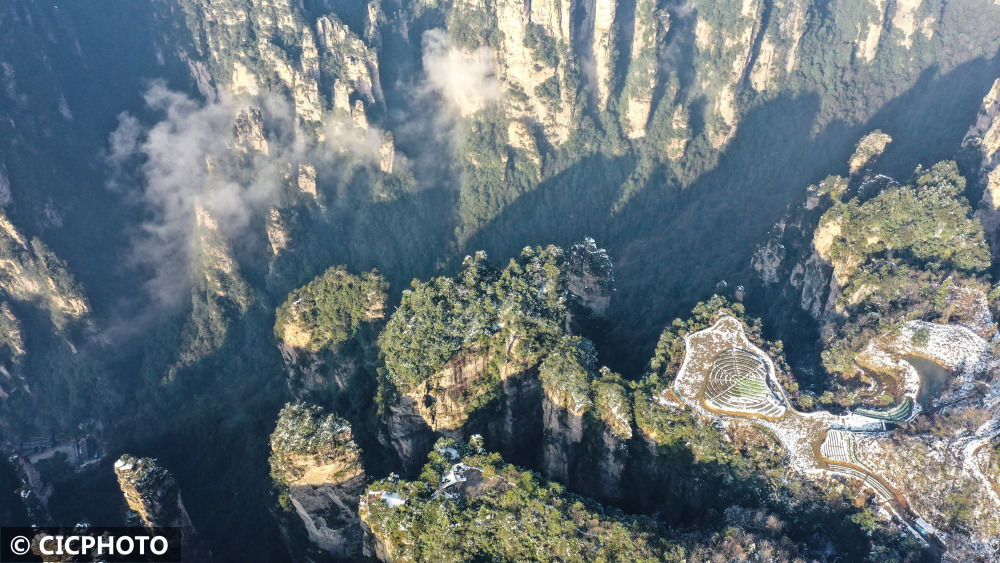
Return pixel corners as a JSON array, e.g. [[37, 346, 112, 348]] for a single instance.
[[316, 14, 384, 110], [275, 266, 387, 355], [847, 130, 892, 175], [265, 206, 289, 255], [114, 455, 209, 560], [114, 455, 187, 528], [566, 236, 614, 319], [378, 247, 568, 470], [230, 107, 269, 155], [274, 266, 386, 398], [269, 403, 365, 559]]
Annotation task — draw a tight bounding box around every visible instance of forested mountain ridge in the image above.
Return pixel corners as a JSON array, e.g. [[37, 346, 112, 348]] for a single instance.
[[0, 0, 999, 560]]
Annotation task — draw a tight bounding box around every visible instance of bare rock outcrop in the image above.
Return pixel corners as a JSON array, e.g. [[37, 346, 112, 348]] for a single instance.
[[965, 79, 1000, 251], [566, 237, 614, 322], [0, 210, 89, 329], [382, 339, 544, 473]]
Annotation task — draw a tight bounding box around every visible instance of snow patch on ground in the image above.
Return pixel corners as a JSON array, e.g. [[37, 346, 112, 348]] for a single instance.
[[369, 491, 406, 508], [664, 315, 969, 544]]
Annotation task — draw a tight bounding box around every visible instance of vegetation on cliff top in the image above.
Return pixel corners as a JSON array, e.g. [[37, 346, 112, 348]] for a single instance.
[[378, 247, 567, 397], [363, 440, 683, 561], [827, 161, 988, 275], [819, 161, 991, 378], [269, 403, 361, 483], [361, 438, 849, 562], [269, 402, 362, 511], [274, 266, 388, 353], [538, 335, 596, 413]]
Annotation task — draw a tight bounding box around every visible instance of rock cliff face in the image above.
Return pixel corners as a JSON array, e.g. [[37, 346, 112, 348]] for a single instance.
[[439, 0, 826, 150], [965, 78, 1000, 252], [753, 178, 841, 329], [0, 210, 88, 329], [277, 342, 354, 397], [153, 0, 1000, 280], [412, 352, 490, 435], [381, 394, 436, 474], [620, 0, 665, 139], [463, 0, 996, 164], [316, 15, 384, 114], [114, 455, 192, 528], [752, 132, 893, 329], [177, 0, 385, 132], [269, 403, 366, 559], [589, 0, 617, 111], [539, 338, 631, 502], [540, 341, 595, 483], [114, 455, 209, 561], [566, 236, 614, 326], [588, 376, 632, 500], [382, 338, 544, 473], [492, 0, 578, 144]]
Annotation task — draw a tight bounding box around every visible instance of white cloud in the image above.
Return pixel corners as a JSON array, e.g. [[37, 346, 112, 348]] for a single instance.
[[108, 81, 406, 312], [109, 82, 292, 308], [420, 29, 502, 117]]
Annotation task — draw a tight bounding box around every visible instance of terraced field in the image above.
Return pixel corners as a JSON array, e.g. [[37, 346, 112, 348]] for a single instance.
[[820, 430, 893, 501], [705, 347, 785, 418], [668, 315, 935, 546], [855, 397, 913, 421], [820, 429, 857, 465]]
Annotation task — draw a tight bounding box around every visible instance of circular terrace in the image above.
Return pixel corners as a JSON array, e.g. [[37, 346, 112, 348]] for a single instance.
[[704, 347, 785, 417]]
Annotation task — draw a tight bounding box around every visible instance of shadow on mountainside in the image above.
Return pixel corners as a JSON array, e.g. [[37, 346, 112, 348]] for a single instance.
[[464, 53, 1000, 382]]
